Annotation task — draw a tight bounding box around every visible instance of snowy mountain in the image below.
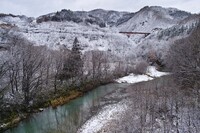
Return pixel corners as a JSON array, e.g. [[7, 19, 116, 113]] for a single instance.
[[0, 6, 199, 61], [36, 9, 128, 27], [117, 6, 191, 32]]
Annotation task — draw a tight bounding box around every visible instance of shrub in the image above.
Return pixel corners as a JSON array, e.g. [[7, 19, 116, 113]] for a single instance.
[[135, 61, 148, 74]]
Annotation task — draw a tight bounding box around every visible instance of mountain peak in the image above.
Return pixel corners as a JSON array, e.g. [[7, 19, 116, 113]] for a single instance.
[[90, 8, 107, 12]]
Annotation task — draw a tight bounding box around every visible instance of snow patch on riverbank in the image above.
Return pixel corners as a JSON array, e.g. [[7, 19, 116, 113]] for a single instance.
[[116, 66, 169, 83], [77, 101, 127, 133], [147, 66, 169, 77], [116, 74, 153, 84]]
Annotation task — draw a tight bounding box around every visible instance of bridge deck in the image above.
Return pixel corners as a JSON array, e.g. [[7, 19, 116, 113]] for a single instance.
[[119, 31, 150, 37]]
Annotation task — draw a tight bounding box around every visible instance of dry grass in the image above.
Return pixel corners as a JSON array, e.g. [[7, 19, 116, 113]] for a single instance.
[[51, 90, 82, 108]]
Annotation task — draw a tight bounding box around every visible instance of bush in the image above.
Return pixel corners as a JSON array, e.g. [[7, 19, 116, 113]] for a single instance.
[[135, 61, 148, 74]]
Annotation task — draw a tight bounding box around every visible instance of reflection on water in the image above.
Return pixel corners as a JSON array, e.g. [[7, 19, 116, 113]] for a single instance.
[[5, 83, 128, 133]]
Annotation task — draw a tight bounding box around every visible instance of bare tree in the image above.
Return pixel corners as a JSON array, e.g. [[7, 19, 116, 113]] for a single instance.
[[51, 48, 68, 93], [6, 35, 46, 106], [0, 59, 8, 98], [21, 43, 44, 106]]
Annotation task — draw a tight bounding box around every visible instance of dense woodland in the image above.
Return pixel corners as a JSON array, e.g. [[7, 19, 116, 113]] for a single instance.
[[102, 76, 200, 133], [166, 22, 200, 90]]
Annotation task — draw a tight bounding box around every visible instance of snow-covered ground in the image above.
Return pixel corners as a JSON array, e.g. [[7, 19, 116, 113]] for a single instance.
[[116, 66, 169, 83], [146, 66, 169, 77], [116, 74, 153, 84], [77, 100, 128, 133]]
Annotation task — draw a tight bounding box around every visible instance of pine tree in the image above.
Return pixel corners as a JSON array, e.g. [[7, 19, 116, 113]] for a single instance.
[[63, 37, 83, 79]]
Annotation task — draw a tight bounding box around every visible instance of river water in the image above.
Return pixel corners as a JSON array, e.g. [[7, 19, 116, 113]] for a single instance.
[[5, 83, 128, 133]]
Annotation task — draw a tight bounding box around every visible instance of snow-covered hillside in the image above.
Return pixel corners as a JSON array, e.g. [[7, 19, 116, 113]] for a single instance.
[[117, 6, 191, 32], [0, 6, 199, 61]]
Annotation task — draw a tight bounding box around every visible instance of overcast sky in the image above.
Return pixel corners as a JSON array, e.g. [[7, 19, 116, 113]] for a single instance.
[[0, 0, 199, 17]]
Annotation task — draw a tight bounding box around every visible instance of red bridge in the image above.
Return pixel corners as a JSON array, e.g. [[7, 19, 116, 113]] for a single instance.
[[119, 31, 151, 38]]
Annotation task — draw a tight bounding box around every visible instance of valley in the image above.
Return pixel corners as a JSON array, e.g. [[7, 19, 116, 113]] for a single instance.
[[0, 5, 200, 133]]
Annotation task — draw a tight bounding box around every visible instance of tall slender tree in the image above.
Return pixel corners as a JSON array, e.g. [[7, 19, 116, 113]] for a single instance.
[[63, 37, 83, 80]]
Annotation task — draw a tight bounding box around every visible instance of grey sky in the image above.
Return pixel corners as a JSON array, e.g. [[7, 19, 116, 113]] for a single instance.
[[0, 0, 199, 17]]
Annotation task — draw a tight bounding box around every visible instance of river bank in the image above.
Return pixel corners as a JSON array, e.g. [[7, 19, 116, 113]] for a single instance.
[[0, 79, 115, 133], [2, 66, 169, 133], [78, 67, 169, 133], [4, 83, 129, 133], [78, 75, 200, 133]]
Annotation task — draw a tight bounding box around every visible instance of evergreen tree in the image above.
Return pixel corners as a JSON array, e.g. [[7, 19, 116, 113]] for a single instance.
[[63, 37, 83, 79]]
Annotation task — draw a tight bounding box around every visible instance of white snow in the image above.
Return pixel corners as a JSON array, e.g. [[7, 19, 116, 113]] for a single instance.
[[77, 101, 127, 133], [116, 73, 153, 84], [116, 66, 169, 83], [146, 66, 169, 77], [0, 7, 195, 63], [117, 6, 178, 32]]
